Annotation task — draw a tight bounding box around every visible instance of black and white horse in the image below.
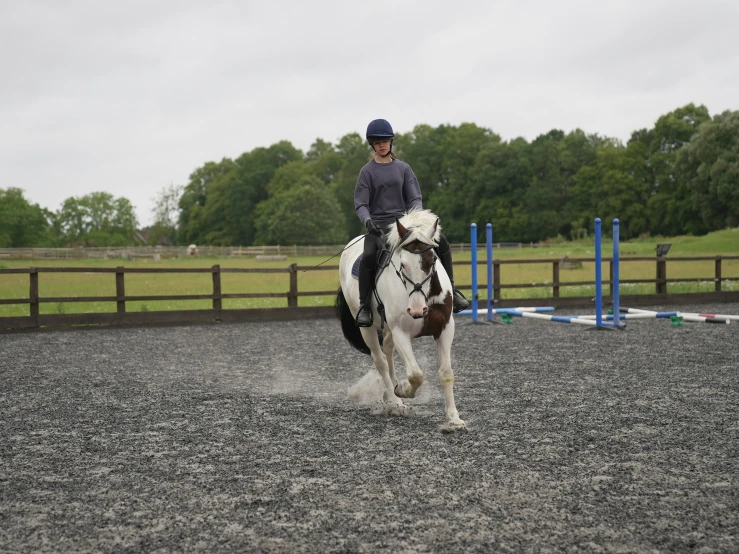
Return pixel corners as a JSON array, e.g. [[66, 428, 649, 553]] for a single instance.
[[335, 209, 465, 429]]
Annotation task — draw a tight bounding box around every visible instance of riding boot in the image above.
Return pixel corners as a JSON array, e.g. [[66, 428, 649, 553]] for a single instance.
[[355, 258, 375, 327], [437, 245, 470, 313]]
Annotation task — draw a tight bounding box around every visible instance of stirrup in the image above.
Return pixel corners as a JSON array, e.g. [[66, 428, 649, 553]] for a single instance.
[[452, 288, 470, 313], [355, 305, 373, 327]]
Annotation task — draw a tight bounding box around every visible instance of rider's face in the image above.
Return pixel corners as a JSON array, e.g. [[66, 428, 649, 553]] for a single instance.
[[372, 139, 391, 155]]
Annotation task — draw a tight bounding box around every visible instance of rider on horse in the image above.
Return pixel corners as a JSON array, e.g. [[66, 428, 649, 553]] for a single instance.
[[353, 118, 470, 327]]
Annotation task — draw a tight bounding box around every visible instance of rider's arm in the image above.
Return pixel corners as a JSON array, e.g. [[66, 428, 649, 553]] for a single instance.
[[354, 168, 372, 225], [403, 165, 423, 210]]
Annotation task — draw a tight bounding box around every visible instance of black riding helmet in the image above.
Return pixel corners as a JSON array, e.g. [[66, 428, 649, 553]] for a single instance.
[[366, 119, 395, 157]]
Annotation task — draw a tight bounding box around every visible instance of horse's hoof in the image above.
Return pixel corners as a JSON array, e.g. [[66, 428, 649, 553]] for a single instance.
[[373, 401, 409, 416], [388, 403, 411, 417], [394, 382, 416, 399], [439, 420, 467, 433]]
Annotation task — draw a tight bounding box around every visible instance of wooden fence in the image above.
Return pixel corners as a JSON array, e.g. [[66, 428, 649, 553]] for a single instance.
[[1, 256, 738, 331], [0, 241, 544, 261]]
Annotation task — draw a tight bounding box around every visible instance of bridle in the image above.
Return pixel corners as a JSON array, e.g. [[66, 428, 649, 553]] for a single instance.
[[390, 242, 437, 302]]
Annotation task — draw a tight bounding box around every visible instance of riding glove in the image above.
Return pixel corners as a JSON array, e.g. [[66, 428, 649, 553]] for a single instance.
[[365, 219, 382, 237]]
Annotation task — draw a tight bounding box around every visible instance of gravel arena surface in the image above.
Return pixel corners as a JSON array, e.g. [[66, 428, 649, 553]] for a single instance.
[[1, 303, 738, 553]]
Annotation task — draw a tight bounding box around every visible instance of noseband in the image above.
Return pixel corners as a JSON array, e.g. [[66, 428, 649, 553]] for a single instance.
[[393, 243, 437, 302]]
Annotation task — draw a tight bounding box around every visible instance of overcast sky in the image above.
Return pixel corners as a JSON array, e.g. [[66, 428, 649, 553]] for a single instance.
[[2, 0, 738, 226]]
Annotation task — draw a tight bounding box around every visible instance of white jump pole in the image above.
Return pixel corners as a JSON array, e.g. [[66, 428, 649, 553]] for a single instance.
[[506, 311, 606, 326], [457, 307, 555, 316], [621, 307, 730, 325], [681, 312, 739, 321]]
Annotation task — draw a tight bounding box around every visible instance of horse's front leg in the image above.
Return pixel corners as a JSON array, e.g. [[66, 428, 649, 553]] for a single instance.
[[382, 328, 398, 389], [436, 322, 465, 427], [391, 331, 424, 399], [360, 327, 404, 408]]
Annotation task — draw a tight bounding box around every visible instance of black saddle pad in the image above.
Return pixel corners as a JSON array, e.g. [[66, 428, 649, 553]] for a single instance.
[[351, 247, 391, 280]]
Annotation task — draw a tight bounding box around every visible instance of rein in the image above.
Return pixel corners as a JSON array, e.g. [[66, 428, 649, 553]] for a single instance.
[[373, 227, 437, 328], [300, 235, 366, 272]]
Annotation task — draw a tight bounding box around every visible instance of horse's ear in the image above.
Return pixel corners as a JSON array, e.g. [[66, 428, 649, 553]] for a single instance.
[[423, 218, 439, 243], [397, 219, 408, 238]]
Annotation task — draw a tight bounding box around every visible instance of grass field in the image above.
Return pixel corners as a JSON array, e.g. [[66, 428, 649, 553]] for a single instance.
[[1, 228, 738, 317]]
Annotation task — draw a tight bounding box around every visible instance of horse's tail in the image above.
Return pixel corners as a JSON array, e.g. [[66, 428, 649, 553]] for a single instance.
[[335, 286, 370, 356]]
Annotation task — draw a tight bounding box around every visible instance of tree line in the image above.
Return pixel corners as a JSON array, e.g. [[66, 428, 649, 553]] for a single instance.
[[2, 103, 737, 248]]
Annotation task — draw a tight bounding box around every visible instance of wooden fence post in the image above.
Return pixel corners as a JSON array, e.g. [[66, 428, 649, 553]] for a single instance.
[[609, 260, 614, 298], [212, 264, 222, 319], [656, 259, 667, 294], [30, 268, 39, 328], [552, 261, 560, 299], [715, 256, 722, 292], [116, 267, 126, 314], [288, 264, 298, 308], [493, 261, 501, 303]]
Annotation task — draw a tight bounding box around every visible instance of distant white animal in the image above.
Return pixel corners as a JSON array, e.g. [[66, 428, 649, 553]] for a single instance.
[[187, 244, 198, 256]]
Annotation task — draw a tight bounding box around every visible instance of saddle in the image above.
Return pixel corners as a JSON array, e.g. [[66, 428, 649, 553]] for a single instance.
[[350, 246, 392, 280]]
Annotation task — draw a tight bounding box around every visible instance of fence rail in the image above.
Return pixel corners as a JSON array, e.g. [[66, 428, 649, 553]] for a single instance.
[[0, 241, 549, 261], [1, 256, 738, 331]]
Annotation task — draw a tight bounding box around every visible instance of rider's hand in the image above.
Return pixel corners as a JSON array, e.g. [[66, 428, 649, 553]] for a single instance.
[[365, 219, 382, 237]]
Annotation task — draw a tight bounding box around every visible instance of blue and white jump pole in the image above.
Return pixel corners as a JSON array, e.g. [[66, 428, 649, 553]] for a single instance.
[[470, 223, 478, 320], [612, 218, 621, 326], [486, 223, 493, 321], [469, 222, 494, 324], [592, 218, 622, 329], [594, 218, 603, 327], [459, 307, 556, 316]]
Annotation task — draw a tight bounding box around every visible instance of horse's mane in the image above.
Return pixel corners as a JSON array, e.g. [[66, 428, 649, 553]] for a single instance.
[[385, 209, 442, 249]]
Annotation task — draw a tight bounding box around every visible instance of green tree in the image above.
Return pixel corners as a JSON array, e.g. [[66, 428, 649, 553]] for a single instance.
[[395, 124, 451, 205], [200, 141, 303, 245], [331, 133, 371, 239], [178, 159, 236, 245], [55, 192, 138, 246], [677, 110, 739, 231], [469, 138, 533, 241], [254, 161, 315, 244], [147, 184, 183, 245], [0, 188, 51, 247], [424, 123, 502, 241], [306, 138, 344, 185], [640, 104, 711, 236], [266, 160, 313, 197], [571, 139, 652, 240], [256, 175, 346, 245]]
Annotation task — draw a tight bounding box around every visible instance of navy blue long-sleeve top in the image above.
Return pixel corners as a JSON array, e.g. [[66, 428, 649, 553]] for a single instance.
[[354, 159, 423, 228]]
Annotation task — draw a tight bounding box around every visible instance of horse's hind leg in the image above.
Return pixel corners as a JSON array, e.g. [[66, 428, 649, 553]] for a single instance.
[[360, 327, 404, 407], [436, 324, 465, 427], [391, 332, 424, 399]]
